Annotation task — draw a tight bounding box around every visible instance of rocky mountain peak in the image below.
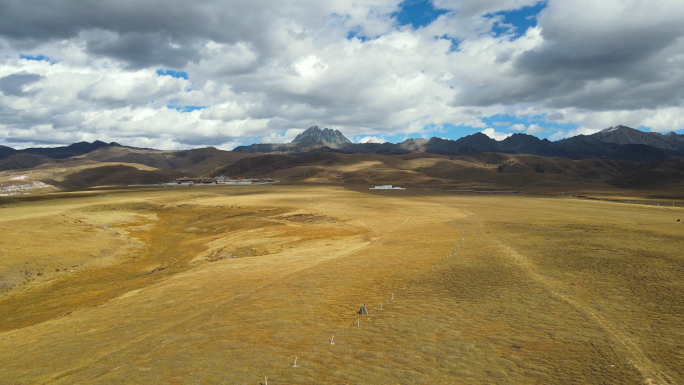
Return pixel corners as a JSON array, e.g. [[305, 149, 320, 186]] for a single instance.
[[599, 125, 632, 134], [593, 125, 645, 142], [292, 126, 351, 144], [590, 125, 684, 152]]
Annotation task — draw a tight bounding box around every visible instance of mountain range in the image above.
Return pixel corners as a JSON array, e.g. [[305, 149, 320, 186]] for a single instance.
[[1, 125, 683, 193], [0, 141, 253, 173], [233, 125, 684, 163], [3, 125, 681, 171]]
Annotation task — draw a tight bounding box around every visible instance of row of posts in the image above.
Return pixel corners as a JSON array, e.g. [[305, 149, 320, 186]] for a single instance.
[[263, 221, 468, 382]]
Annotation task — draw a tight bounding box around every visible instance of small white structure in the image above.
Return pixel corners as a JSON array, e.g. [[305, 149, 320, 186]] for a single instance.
[[369, 184, 405, 190], [222, 179, 252, 185]]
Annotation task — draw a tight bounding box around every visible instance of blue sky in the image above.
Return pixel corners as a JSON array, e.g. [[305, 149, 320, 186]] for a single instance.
[[20, 54, 57, 64], [156, 69, 188, 79], [167, 103, 206, 113], [490, 2, 546, 38], [393, 0, 448, 28], [394, 0, 546, 36]]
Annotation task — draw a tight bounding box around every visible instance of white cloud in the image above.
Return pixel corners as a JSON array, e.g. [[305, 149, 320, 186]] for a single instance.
[[547, 125, 601, 141], [548, 131, 567, 141], [565, 126, 603, 138], [260, 128, 304, 144], [357, 136, 385, 143], [0, 0, 683, 150], [481, 128, 512, 141], [504, 123, 544, 135], [525, 124, 544, 134]]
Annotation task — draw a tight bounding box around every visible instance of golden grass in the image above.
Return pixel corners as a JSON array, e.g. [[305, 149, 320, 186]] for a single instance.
[[0, 185, 682, 384]]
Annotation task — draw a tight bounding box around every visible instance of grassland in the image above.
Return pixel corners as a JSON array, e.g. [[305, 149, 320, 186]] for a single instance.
[[0, 185, 682, 384]]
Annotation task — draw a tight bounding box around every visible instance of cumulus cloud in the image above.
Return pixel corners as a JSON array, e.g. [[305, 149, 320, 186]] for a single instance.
[[0, 0, 682, 149], [525, 123, 544, 135], [259, 128, 304, 144], [552, 126, 602, 140], [357, 136, 385, 143], [481, 128, 511, 141], [0, 73, 44, 96], [504, 123, 544, 135], [507, 0, 684, 111]]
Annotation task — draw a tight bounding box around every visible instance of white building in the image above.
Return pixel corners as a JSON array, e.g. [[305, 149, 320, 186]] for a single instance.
[[369, 185, 405, 190]]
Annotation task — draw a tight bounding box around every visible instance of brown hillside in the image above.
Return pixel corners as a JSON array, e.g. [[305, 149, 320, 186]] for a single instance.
[[73, 146, 175, 169], [57, 165, 187, 189], [208, 152, 643, 190], [0, 153, 55, 171], [607, 158, 684, 190], [171, 147, 255, 174], [73, 146, 254, 175]]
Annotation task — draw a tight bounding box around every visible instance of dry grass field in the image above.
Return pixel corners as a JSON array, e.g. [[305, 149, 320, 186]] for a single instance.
[[0, 185, 682, 384]]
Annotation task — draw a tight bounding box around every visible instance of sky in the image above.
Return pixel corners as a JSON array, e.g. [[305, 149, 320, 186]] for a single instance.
[[1, 0, 684, 150]]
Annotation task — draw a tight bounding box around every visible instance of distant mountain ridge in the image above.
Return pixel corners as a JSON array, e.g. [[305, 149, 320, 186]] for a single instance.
[[591, 125, 684, 151], [0, 141, 122, 171], [233, 124, 684, 162], [3, 127, 683, 192], [0, 141, 254, 173], [1, 125, 682, 174], [0, 140, 119, 161]]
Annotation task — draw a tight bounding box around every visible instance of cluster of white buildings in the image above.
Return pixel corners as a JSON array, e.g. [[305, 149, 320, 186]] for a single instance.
[[0, 181, 55, 196], [369, 184, 405, 190], [166, 176, 277, 187]]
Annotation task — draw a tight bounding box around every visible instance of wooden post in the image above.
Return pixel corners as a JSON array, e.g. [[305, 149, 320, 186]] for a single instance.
[[265, 377, 268, 385], [330, 335, 335, 345], [380, 302, 383, 309], [357, 318, 360, 326], [293, 357, 297, 367]]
